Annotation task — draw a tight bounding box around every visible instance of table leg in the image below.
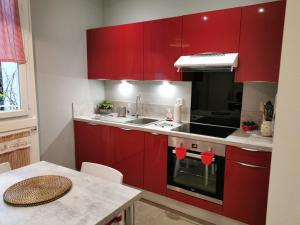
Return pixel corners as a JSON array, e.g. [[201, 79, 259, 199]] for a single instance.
[[124, 204, 134, 225]]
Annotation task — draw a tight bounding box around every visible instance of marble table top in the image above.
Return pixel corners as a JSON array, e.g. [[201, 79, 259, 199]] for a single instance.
[[0, 161, 142, 225]]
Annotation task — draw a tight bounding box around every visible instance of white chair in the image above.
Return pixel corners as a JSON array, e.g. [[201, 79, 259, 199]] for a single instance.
[[80, 162, 123, 184], [0, 162, 11, 174], [81, 162, 124, 225]]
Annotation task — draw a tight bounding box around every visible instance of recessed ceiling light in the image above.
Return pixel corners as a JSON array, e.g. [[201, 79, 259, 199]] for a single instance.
[[203, 16, 208, 21], [258, 8, 265, 13]]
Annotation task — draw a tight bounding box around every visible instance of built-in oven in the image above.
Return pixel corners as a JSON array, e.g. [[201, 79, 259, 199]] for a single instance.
[[167, 137, 225, 205]]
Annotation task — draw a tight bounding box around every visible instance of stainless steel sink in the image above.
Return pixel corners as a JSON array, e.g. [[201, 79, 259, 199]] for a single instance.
[[126, 118, 158, 125]]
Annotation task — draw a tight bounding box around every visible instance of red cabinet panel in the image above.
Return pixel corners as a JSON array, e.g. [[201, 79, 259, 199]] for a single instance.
[[144, 133, 168, 195], [110, 127, 145, 188], [224, 146, 271, 225], [87, 23, 143, 80], [143, 17, 182, 81], [236, 1, 286, 82], [166, 189, 223, 215], [226, 146, 272, 168], [74, 121, 112, 170], [182, 8, 241, 55]]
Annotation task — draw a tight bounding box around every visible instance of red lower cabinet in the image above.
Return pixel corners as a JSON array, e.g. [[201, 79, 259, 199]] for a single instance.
[[166, 189, 223, 215], [110, 127, 145, 189], [224, 146, 271, 225], [74, 121, 112, 170], [144, 133, 168, 195]]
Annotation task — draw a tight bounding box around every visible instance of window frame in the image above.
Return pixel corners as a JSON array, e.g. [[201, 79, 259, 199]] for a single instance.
[[0, 63, 29, 119], [0, 1, 29, 120]]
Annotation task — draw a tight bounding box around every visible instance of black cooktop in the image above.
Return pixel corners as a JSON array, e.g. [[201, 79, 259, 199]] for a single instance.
[[172, 123, 237, 138]]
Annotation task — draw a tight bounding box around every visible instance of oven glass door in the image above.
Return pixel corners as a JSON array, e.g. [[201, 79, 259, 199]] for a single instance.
[[167, 147, 225, 200]]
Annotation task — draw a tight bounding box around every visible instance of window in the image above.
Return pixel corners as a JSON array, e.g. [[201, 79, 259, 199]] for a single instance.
[[0, 62, 21, 111], [0, 61, 28, 119]]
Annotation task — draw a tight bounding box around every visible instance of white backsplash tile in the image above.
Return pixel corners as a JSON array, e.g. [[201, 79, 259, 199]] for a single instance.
[[242, 82, 277, 112], [104, 80, 192, 106], [241, 82, 278, 124], [96, 80, 278, 125]]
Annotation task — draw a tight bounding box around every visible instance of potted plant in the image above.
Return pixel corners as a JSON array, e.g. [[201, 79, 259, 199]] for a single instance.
[[97, 100, 113, 114], [241, 121, 258, 132]]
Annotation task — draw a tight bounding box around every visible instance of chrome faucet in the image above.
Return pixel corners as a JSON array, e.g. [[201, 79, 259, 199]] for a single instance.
[[135, 95, 142, 118]]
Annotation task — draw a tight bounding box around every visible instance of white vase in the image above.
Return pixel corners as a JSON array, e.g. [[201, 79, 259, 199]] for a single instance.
[[261, 121, 273, 137]]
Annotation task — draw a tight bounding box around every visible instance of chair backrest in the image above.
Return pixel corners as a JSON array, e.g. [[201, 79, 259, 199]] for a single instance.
[[0, 162, 11, 174], [80, 162, 123, 184]]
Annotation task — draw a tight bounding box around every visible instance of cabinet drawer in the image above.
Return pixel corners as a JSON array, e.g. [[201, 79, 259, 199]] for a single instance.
[[226, 146, 271, 167]]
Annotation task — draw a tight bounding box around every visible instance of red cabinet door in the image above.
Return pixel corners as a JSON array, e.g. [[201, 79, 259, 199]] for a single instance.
[[143, 17, 182, 81], [223, 148, 271, 225], [110, 127, 145, 188], [182, 8, 241, 55], [144, 133, 168, 195], [74, 121, 112, 170], [87, 23, 143, 80], [236, 1, 286, 82]]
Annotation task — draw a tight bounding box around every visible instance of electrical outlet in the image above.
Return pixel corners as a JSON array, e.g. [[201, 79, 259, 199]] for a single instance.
[[259, 102, 264, 111], [176, 98, 183, 105]]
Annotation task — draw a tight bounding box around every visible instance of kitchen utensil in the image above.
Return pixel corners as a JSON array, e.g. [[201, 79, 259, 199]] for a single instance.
[[263, 101, 274, 121], [117, 106, 126, 117]]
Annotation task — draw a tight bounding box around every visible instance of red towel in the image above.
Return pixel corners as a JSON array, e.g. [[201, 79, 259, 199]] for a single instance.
[[175, 146, 187, 160], [201, 151, 215, 165]]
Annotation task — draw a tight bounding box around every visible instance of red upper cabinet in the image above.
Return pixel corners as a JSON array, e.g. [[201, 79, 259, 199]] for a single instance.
[[224, 146, 271, 225], [110, 127, 145, 188], [182, 8, 241, 55], [143, 17, 182, 81], [87, 23, 143, 80], [236, 1, 286, 82], [144, 133, 168, 195]]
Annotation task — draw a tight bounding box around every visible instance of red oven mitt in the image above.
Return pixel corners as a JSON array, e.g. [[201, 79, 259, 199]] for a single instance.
[[175, 146, 187, 160], [201, 151, 215, 165]]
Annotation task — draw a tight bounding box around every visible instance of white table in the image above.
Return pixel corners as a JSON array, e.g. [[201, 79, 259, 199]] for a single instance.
[[0, 161, 142, 225]]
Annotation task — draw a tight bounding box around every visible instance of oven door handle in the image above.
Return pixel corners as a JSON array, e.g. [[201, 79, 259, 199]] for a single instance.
[[172, 150, 215, 162]]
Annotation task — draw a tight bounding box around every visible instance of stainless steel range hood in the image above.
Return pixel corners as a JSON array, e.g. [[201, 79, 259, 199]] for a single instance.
[[174, 53, 239, 72]]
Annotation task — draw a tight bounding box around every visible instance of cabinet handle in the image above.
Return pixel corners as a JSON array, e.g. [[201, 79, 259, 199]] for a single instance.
[[151, 133, 160, 136], [120, 128, 132, 131], [234, 161, 267, 169], [241, 147, 262, 152]]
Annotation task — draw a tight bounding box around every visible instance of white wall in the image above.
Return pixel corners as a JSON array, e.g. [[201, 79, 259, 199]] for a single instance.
[[266, 1, 300, 224], [105, 81, 191, 106], [31, 0, 104, 169], [102, 0, 277, 26]]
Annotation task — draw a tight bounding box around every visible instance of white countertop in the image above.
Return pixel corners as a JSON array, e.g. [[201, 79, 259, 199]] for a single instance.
[[74, 115, 273, 152], [0, 161, 142, 225]]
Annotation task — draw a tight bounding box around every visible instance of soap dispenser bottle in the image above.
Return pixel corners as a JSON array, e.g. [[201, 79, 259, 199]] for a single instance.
[[166, 108, 173, 121]]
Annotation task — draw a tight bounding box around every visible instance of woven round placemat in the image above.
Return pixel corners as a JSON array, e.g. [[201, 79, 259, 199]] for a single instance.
[[3, 175, 72, 207]]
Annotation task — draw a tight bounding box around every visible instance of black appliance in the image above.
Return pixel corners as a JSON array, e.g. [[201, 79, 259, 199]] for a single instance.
[[167, 137, 225, 205], [188, 71, 243, 127], [171, 123, 237, 138], [175, 71, 243, 137]]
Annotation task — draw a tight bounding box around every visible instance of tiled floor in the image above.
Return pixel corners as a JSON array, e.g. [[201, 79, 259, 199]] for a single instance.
[[135, 200, 214, 225]]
